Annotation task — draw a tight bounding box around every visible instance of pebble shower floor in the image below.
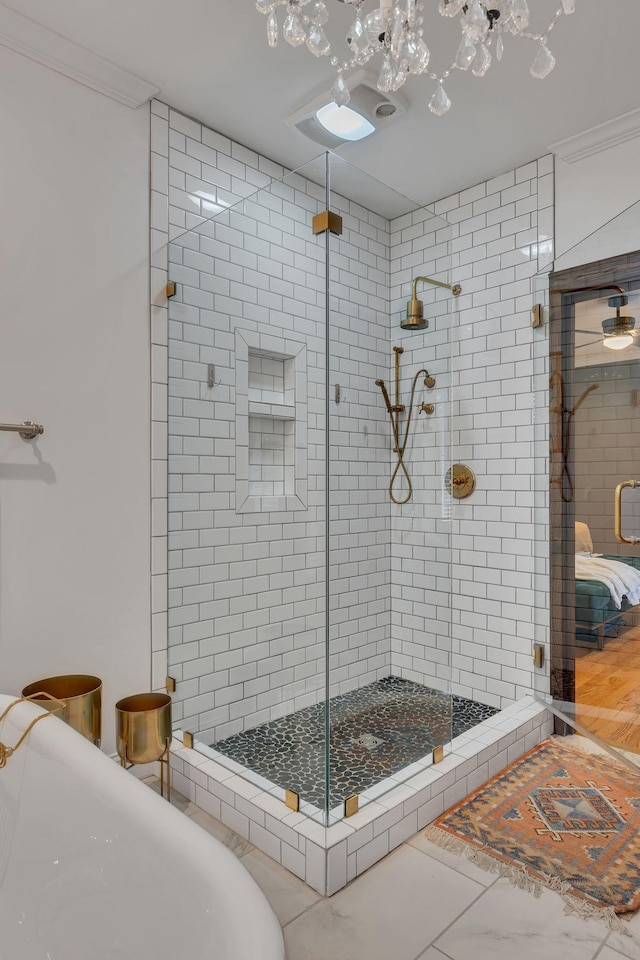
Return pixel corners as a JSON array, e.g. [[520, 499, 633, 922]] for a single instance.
[[213, 677, 498, 808]]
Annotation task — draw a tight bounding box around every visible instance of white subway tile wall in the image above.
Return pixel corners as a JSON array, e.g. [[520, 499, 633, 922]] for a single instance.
[[151, 99, 553, 741], [155, 108, 403, 740], [388, 159, 552, 708]]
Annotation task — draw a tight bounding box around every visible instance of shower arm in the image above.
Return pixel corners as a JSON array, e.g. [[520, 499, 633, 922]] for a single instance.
[[411, 276, 462, 302]]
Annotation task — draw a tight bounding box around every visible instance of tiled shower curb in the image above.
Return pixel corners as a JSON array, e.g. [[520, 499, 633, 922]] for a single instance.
[[164, 696, 552, 895]]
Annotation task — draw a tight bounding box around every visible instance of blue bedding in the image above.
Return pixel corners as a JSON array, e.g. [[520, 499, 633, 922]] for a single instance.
[[576, 555, 640, 645]]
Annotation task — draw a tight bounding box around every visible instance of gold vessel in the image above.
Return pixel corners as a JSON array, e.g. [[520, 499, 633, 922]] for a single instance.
[[22, 674, 102, 746], [115, 692, 172, 800]]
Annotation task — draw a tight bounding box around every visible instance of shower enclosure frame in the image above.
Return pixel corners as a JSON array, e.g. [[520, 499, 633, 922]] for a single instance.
[[546, 248, 640, 739], [158, 148, 472, 825], [148, 108, 554, 892]]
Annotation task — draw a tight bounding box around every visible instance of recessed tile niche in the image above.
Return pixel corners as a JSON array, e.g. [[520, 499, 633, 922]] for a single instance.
[[235, 329, 308, 513]]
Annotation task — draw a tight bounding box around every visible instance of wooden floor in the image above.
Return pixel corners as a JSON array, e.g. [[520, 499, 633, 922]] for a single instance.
[[575, 626, 640, 754]]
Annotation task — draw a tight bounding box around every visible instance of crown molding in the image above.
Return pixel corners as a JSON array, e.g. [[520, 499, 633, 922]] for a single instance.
[[0, 3, 158, 108], [550, 107, 640, 164]]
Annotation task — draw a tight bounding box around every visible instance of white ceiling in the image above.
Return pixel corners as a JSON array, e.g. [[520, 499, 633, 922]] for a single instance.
[[7, 0, 640, 213]]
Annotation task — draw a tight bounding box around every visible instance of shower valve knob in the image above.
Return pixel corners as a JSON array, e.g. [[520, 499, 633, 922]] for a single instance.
[[420, 403, 435, 415]]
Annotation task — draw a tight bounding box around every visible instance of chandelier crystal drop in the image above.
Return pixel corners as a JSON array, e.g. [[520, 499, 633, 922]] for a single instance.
[[255, 0, 575, 116]]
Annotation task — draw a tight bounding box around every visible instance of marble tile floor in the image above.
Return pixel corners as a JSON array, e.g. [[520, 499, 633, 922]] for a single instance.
[[144, 776, 640, 960]]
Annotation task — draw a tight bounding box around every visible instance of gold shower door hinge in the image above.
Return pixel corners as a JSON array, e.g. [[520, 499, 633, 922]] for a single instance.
[[344, 795, 359, 817], [312, 210, 343, 236], [285, 789, 300, 812]]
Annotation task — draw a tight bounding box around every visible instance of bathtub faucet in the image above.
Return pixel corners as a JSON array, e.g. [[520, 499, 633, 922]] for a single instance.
[[0, 693, 65, 768]]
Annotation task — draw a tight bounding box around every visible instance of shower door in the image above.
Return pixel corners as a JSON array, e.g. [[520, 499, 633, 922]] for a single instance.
[[165, 156, 333, 818], [164, 147, 463, 825], [535, 222, 640, 762], [324, 155, 455, 823]]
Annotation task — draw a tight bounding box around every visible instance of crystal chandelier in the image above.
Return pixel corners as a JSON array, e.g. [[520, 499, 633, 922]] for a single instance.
[[255, 0, 576, 116]]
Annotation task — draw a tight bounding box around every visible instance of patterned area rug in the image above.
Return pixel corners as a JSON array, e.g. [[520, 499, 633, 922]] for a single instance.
[[426, 738, 640, 928]]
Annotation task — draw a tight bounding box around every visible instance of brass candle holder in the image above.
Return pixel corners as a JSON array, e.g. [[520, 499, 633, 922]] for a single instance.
[[22, 675, 102, 746], [115, 693, 172, 801]]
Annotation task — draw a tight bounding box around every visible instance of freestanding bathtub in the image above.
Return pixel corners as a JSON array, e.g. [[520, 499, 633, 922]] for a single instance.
[[0, 694, 285, 959]]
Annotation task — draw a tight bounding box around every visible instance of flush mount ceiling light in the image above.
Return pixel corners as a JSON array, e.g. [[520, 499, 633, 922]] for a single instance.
[[316, 101, 376, 139], [256, 0, 575, 116], [287, 71, 405, 146]]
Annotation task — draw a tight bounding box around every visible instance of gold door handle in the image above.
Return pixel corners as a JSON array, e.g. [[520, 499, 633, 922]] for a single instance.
[[615, 480, 640, 544]]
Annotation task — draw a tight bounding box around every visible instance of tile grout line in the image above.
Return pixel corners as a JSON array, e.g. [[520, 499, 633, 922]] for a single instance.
[[408, 832, 500, 892], [424, 874, 501, 955]]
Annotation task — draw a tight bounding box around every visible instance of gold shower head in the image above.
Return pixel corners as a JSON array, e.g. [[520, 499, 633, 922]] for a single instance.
[[402, 299, 426, 330], [401, 275, 461, 330]]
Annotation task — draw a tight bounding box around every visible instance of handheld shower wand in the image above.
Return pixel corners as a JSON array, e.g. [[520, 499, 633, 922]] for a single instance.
[[375, 379, 393, 416]]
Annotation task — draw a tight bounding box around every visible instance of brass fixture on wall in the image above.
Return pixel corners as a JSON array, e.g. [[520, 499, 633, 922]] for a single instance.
[[402, 275, 462, 330], [445, 464, 476, 500], [375, 346, 436, 505]]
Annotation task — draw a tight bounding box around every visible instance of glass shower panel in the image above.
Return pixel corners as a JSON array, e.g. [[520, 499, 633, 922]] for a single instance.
[[325, 155, 455, 821], [533, 201, 640, 764], [165, 157, 331, 817]]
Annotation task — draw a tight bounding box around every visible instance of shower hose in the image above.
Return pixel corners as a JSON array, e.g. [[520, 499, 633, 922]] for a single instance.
[[383, 368, 433, 505]]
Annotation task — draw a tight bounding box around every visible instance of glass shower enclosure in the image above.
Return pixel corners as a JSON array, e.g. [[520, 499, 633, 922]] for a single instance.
[[165, 151, 488, 825]]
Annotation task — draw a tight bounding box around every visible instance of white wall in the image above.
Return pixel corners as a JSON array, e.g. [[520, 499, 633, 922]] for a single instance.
[[555, 137, 640, 266], [0, 48, 151, 752]]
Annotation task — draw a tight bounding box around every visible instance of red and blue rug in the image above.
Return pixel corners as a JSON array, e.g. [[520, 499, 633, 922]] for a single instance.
[[426, 738, 640, 926]]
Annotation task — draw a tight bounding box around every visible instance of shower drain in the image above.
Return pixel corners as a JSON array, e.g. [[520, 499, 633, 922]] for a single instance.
[[351, 733, 383, 750]]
